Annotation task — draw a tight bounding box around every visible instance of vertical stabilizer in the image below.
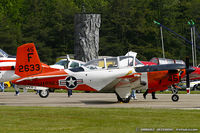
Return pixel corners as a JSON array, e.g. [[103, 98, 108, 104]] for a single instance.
[[15, 43, 42, 77]]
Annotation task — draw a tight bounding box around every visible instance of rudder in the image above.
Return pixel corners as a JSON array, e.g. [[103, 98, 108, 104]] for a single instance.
[[15, 43, 42, 77]]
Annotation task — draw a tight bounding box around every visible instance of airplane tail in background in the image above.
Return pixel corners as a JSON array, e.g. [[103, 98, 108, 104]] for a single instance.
[[15, 43, 42, 77]]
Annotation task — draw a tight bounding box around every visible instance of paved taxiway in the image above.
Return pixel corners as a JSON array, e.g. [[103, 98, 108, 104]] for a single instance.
[[0, 92, 200, 109]]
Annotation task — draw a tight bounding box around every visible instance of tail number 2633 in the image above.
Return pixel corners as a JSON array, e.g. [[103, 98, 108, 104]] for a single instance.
[[18, 64, 40, 72]]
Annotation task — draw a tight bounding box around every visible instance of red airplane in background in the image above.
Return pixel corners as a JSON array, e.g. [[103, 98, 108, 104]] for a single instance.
[[140, 57, 200, 101]]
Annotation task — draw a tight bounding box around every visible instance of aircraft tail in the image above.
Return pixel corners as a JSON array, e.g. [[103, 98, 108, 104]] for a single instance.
[[15, 43, 42, 77]]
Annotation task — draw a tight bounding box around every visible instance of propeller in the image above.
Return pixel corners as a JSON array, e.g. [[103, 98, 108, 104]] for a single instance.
[[186, 57, 190, 91]]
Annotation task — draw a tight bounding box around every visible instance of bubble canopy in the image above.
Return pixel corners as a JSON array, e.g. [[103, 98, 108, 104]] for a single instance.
[[83, 56, 143, 70]]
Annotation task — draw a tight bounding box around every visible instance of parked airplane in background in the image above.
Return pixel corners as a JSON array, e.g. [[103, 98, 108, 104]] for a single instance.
[[141, 57, 200, 100], [12, 43, 191, 103], [0, 49, 16, 82], [126, 55, 194, 101], [50, 55, 85, 69]]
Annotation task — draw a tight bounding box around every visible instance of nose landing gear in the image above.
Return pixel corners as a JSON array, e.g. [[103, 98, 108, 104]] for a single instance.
[[171, 85, 179, 102]]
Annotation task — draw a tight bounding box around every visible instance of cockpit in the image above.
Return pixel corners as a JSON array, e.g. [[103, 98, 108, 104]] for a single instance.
[[82, 56, 143, 70], [150, 57, 185, 65]]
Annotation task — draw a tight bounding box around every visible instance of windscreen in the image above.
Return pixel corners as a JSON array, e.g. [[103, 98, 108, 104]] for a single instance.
[[119, 56, 133, 67], [135, 58, 144, 66], [55, 60, 69, 67]]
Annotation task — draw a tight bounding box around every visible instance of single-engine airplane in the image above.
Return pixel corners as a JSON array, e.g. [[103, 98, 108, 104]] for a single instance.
[[12, 43, 190, 103], [140, 57, 200, 101]]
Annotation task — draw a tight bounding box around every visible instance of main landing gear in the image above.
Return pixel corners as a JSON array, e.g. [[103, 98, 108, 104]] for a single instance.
[[171, 85, 179, 102], [115, 92, 131, 103], [39, 89, 49, 98]]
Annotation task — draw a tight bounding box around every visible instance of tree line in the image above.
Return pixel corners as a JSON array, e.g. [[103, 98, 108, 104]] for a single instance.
[[0, 0, 200, 64]]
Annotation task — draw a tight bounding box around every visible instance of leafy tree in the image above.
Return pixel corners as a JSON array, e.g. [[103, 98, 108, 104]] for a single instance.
[[0, 0, 23, 55], [1, 0, 200, 64]]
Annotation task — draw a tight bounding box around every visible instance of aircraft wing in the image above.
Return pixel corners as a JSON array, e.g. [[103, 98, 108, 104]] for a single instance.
[[99, 72, 142, 99], [135, 64, 185, 72], [116, 73, 142, 99], [136, 64, 186, 81]]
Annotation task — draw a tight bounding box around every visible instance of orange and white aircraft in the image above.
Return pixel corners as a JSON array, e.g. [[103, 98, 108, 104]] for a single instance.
[[12, 43, 188, 103]]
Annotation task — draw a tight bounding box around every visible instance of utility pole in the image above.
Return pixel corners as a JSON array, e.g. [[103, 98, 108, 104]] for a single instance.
[[194, 25, 197, 66], [188, 20, 196, 66], [154, 20, 198, 66], [160, 26, 165, 58], [154, 20, 165, 58]]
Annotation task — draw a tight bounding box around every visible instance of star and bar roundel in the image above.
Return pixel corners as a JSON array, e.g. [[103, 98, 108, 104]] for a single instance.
[[59, 76, 83, 89]]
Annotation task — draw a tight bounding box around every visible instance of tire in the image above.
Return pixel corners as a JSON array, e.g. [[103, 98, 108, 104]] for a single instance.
[[121, 96, 131, 103], [39, 90, 49, 98], [171, 94, 179, 102], [115, 92, 131, 103]]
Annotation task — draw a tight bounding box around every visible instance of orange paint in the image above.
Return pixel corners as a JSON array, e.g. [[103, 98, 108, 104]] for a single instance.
[[15, 43, 42, 77]]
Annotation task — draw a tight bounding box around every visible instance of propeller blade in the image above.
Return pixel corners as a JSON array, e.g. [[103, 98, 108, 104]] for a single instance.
[[186, 57, 190, 89]]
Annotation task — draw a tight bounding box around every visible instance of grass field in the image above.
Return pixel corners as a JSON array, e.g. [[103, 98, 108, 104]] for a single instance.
[[0, 106, 199, 133]]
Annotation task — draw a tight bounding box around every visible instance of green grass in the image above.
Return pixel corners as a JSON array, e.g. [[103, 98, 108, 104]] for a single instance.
[[0, 106, 199, 133]]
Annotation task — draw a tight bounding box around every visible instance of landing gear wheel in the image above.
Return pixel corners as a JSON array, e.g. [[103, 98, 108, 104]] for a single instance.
[[121, 97, 131, 103], [115, 92, 131, 103], [171, 94, 179, 102], [39, 90, 49, 98], [117, 97, 131, 103]]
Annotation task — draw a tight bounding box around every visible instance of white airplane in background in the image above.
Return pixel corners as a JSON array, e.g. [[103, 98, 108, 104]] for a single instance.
[[0, 49, 17, 82], [50, 55, 85, 69]]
